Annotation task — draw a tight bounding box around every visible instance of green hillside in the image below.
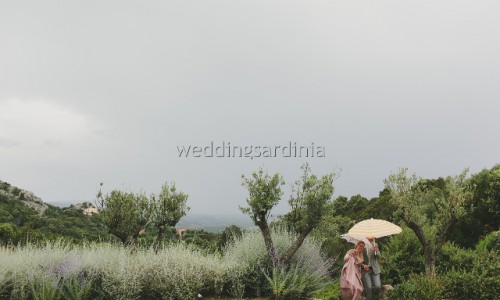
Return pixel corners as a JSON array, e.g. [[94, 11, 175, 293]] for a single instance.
[[0, 181, 110, 245]]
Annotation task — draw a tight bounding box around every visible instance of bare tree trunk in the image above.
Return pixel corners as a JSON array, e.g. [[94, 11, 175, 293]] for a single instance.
[[256, 218, 277, 266], [423, 244, 436, 277], [405, 220, 437, 276], [110, 229, 128, 246], [154, 225, 165, 253], [281, 228, 311, 266]]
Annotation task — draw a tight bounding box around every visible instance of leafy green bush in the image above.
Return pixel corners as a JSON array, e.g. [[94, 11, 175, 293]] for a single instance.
[[60, 273, 94, 300], [217, 225, 242, 250], [30, 274, 60, 300], [476, 230, 500, 254], [440, 267, 500, 300], [314, 282, 340, 300], [387, 274, 444, 300], [380, 226, 424, 285], [437, 242, 500, 300], [436, 242, 478, 273], [265, 264, 330, 299]]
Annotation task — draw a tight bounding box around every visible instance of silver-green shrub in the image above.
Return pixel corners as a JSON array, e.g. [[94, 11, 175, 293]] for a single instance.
[[0, 242, 237, 300], [0, 229, 332, 299], [223, 227, 334, 297]]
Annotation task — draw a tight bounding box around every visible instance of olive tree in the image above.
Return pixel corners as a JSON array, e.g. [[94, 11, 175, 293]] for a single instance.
[[281, 164, 335, 265], [97, 185, 152, 247], [384, 168, 474, 276], [241, 163, 334, 266], [150, 181, 189, 250], [241, 169, 284, 265]]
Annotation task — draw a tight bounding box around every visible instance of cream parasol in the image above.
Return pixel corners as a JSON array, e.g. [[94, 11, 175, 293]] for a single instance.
[[345, 218, 402, 238]]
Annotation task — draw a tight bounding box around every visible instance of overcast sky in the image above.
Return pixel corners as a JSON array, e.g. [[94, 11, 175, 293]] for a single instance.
[[1, 0, 499, 215]]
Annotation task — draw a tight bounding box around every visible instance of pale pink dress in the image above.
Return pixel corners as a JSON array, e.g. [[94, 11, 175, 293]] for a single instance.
[[340, 249, 363, 300]]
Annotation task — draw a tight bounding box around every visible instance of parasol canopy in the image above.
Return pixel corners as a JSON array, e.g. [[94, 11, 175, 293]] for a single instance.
[[340, 234, 374, 250], [345, 218, 402, 238]]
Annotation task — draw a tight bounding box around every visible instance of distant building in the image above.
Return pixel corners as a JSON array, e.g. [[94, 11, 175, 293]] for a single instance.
[[83, 207, 99, 216]]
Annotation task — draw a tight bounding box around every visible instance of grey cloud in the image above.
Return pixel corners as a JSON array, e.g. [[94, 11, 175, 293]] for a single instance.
[[0, 1, 499, 214]]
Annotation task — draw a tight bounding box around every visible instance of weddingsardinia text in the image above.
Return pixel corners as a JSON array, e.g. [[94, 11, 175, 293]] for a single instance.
[[177, 142, 325, 159]]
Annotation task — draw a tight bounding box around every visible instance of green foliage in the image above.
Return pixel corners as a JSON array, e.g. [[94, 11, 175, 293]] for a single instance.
[[265, 266, 298, 299], [309, 214, 354, 269], [0, 193, 110, 245], [328, 190, 397, 231], [437, 242, 478, 273], [240, 167, 285, 265], [440, 267, 500, 300], [436, 242, 500, 300], [387, 274, 444, 300], [0, 192, 38, 227], [60, 274, 94, 300], [224, 228, 334, 298], [97, 187, 152, 245], [381, 226, 424, 285], [30, 275, 61, 300], [384, 168, 474, 276], [451, 164, 500, 248], [183, 229, 220, 254], [154, 182, 189, 225], [0, 181, 11, 192], [150, 181, 189, 248], [475, 230, 500, 253], [359, 188, 398, 222], [0, 223, 16, 242], [218, 225, 242, 250], [331, 196, 348, 216], [242, 164, 335, 267], [285, 163, 335, 234], [314, 282, 341, 300], [265, 264, 329, 300], [240, 168, 285, 223], [0, 241, 247, 300], [331, 195, 368, 222]]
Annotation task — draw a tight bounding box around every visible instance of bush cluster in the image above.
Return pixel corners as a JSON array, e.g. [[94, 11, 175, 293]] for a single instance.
[[438, 242, 500, 300], [380, 226, 424, 286], [386, 240, 500, 300], [313, 282, 340, 300], [386, 274, 444, 300], [0, 241, 239, 300], [0, 228, 333, 299], [223, 227, 333, 298]]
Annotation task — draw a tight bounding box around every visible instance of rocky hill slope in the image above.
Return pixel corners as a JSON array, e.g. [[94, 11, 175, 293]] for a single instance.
[[0, 180, 48, 214]]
